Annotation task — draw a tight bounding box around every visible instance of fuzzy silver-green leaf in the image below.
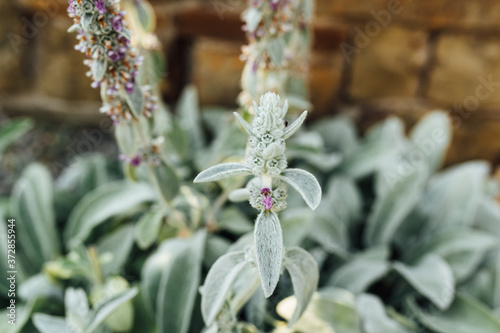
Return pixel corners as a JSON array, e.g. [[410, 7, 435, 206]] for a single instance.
[[279, 168, 321, 210], [194, 163, 252, 183], [255, 211, 283, 298]]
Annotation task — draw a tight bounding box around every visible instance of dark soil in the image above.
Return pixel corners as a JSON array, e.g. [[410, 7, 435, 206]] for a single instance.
[[0, 111, 119, 196]]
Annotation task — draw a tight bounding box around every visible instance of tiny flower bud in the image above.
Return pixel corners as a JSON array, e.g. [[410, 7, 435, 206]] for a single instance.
[[94, 0, 106, 14], [261, 187, 273, 210], [129, 155, 141, 167]]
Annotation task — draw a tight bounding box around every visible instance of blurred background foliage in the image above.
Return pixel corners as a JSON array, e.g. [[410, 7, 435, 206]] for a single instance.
[[1, 0, 500, 332], [1, 0, 500, 166]]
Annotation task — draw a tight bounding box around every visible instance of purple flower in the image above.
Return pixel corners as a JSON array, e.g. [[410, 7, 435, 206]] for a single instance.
[[108, 50, 119, 62], [261, 188, 273, 210], [95, 0, 107, 14], [130, 155, 142, 167], [125, 82, 134, 94], [252, 61, 257, 73], [119, 36, 130, 46], [148, 103, 158, 111], [117, 46, 126, 59], [106, 86, 117, 95], [68, 1, 75, 14], [111, 16, 123, 32], [270, 0, 281, 11]]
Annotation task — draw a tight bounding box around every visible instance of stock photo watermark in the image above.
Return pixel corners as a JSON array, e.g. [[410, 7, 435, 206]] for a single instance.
[[449, 74, 500, 127], [384, 73, 500, 189], [6, 218, 17, 326], [405, 281, 455, 333], [211, 0, 245, 20], [340, 0, 405, 64], [7, 0, 65, 54]]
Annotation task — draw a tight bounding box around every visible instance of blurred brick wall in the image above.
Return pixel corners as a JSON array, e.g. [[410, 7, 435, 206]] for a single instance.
[[1, 0, 500, 167]]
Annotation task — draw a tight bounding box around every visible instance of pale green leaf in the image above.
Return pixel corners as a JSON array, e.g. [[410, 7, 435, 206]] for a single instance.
[[409, 111, 451, 173], [233, 112, 254, 136], [268, 37, 286, 67], [493, 250, 500, 308], [474, 199, 500, 237], [81, 13, 93, 30], [65, 288, 89, 332], [311, 116, 358, 154], [408, 293, 500, 333], [364, 164, 427, 246], [96, 224, 135, 277], [152, 160, 180, 202], [91, 59, 106, 82], [341, 117, 407, 178], [135, 210, 165, 250], [217, 207, 253, 235], [277, 287, 361, 333], [201, 251, 248, 325], [203, 234, 231, 268], [64, 182, 156, 248], [231, 265, 261, 314], [255, 211, 283, 298], [86, 288, 138, 333], [114, 121, 137, 157], [281, 208, 314, 247], [243, 7, 262, 31], [177, 85, 204, 150], [394, 255, 455, 310], [124, 82, 144, 117], [309, 214, 349, 259], [357, 294, 412, 333], [279, 168, 322, 210], [420, 161, 489, 231], [19, 273, 63, 303], [324, 176, 362, 229], [283, 247, 319, 326], [1, 302, 34, 333], [10, 163, 59, 271], [404, 230, 498, 282], [135, 0, 156, 32], [194, 163, 251, 183], [283, 111, 308, 140], [33, 314, 71, 333], [328, 248, 390, 294], [156, 231, 206, 333]]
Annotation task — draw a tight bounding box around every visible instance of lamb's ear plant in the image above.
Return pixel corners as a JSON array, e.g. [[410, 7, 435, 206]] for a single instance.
[[195, 92, 321, 329], [33, 286, 138, 333], [68, 0, 182, 214], [3, 0, 500, 332], [274, 111, 500, 333], [240, 0, 314, 112]]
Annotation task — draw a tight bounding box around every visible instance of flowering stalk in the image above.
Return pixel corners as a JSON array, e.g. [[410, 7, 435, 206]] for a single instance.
[[68, 0, 183, 218], [239, 0, 314, 112], [68, 0, 148, 121], [195, 92, 321, 329]]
